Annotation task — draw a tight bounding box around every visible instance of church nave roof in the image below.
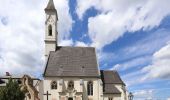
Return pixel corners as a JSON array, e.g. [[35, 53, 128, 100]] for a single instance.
[[44, 46, 100, 77]]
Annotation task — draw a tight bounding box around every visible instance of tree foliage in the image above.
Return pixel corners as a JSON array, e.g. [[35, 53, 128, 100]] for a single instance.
[[0, 78, 25, 100]]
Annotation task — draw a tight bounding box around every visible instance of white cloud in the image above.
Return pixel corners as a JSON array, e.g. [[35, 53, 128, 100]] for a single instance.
[[88, 12, 126, 49], [122, 29, 170, 58], [133, 89, 153, 100], [112, 56, 151, 71], [141, 42, 170, 80], [76, 0, 101, 20], [54, 0, 74, 42], [121, 42, 170, 86], [0, 0, 73, 76], [59, 39, 73, 46], [75, 41, 89, 47], [97, 50, 116, 63], [98, 28, 170, 72], [76, 0, 170, 49]]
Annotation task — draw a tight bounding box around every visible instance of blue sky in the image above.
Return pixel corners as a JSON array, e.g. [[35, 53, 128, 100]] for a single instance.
[[0, 0, 170, 99]]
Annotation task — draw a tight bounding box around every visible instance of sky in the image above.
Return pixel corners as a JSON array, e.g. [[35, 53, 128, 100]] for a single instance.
[[0, 0, 170, 99]]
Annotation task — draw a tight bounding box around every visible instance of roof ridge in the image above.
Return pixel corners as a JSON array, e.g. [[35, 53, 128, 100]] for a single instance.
[[55, 46, 96, 52], [101, 70, 118, 72], [56, 46, 95, 49]]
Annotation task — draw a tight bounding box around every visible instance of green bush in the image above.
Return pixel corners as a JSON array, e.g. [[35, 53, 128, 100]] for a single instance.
[[0, 78, 25, 100]]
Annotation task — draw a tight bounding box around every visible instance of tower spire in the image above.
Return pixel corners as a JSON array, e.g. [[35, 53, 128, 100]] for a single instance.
[[45, 0, 56, 11]]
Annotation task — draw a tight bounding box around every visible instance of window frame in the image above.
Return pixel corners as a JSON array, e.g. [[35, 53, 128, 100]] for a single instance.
[[68, 81, 74, 90], [48, 25, 52, 36], [51, 81, 57, 90], [87, 81, 93, 96]]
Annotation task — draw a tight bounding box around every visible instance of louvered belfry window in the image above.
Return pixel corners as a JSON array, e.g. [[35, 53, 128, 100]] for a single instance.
[[48, 25, 52, 36]]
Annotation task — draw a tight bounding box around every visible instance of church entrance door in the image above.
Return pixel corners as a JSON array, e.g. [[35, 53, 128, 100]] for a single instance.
[[68, 97, 73, 100]]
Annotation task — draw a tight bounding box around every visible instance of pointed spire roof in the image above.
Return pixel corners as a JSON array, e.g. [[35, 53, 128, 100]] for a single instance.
[[45, 0, 56, 12]]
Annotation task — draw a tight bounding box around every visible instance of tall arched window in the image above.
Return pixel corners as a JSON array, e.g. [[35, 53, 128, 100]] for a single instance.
[[68, 81, 74, 90], [87, 81, 93, 95], [48, 25, 52, 36], [51, 81, 57, 89]]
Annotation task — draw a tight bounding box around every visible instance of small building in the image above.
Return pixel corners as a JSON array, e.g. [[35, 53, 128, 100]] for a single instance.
[[0, 72, 41, 100]]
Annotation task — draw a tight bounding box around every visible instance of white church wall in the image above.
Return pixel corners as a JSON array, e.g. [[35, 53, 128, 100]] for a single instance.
[[115, 84, 127, 100], [81, 78, 102, 100], [43, 77, 59, 100], [103, 94, 121, 100], [45, 43, 56, 56], [43, 77, 103, 100]]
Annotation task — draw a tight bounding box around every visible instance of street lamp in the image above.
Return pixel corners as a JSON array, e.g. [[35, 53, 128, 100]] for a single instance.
[[128, 92, 134, 100]]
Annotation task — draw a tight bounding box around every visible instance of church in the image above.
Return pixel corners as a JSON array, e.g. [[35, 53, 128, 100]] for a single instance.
[[41, 0, 128, 100], [0, 0, 129, 100]]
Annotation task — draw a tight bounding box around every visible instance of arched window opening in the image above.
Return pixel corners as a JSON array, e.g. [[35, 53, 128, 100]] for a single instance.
[[109, 97, 113, 100], [51, 81, 57, 89], [68, 97, 73, 100], [87, 81, 93, 96], [48, 25, 52, 36], [68, 81, 74, 90]]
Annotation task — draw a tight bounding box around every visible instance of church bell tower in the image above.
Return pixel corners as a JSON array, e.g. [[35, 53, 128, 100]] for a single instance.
[[44, 0, 58, 60]]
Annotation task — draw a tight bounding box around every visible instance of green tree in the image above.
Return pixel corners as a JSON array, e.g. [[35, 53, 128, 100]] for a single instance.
[[0, 78, 25, 100]]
